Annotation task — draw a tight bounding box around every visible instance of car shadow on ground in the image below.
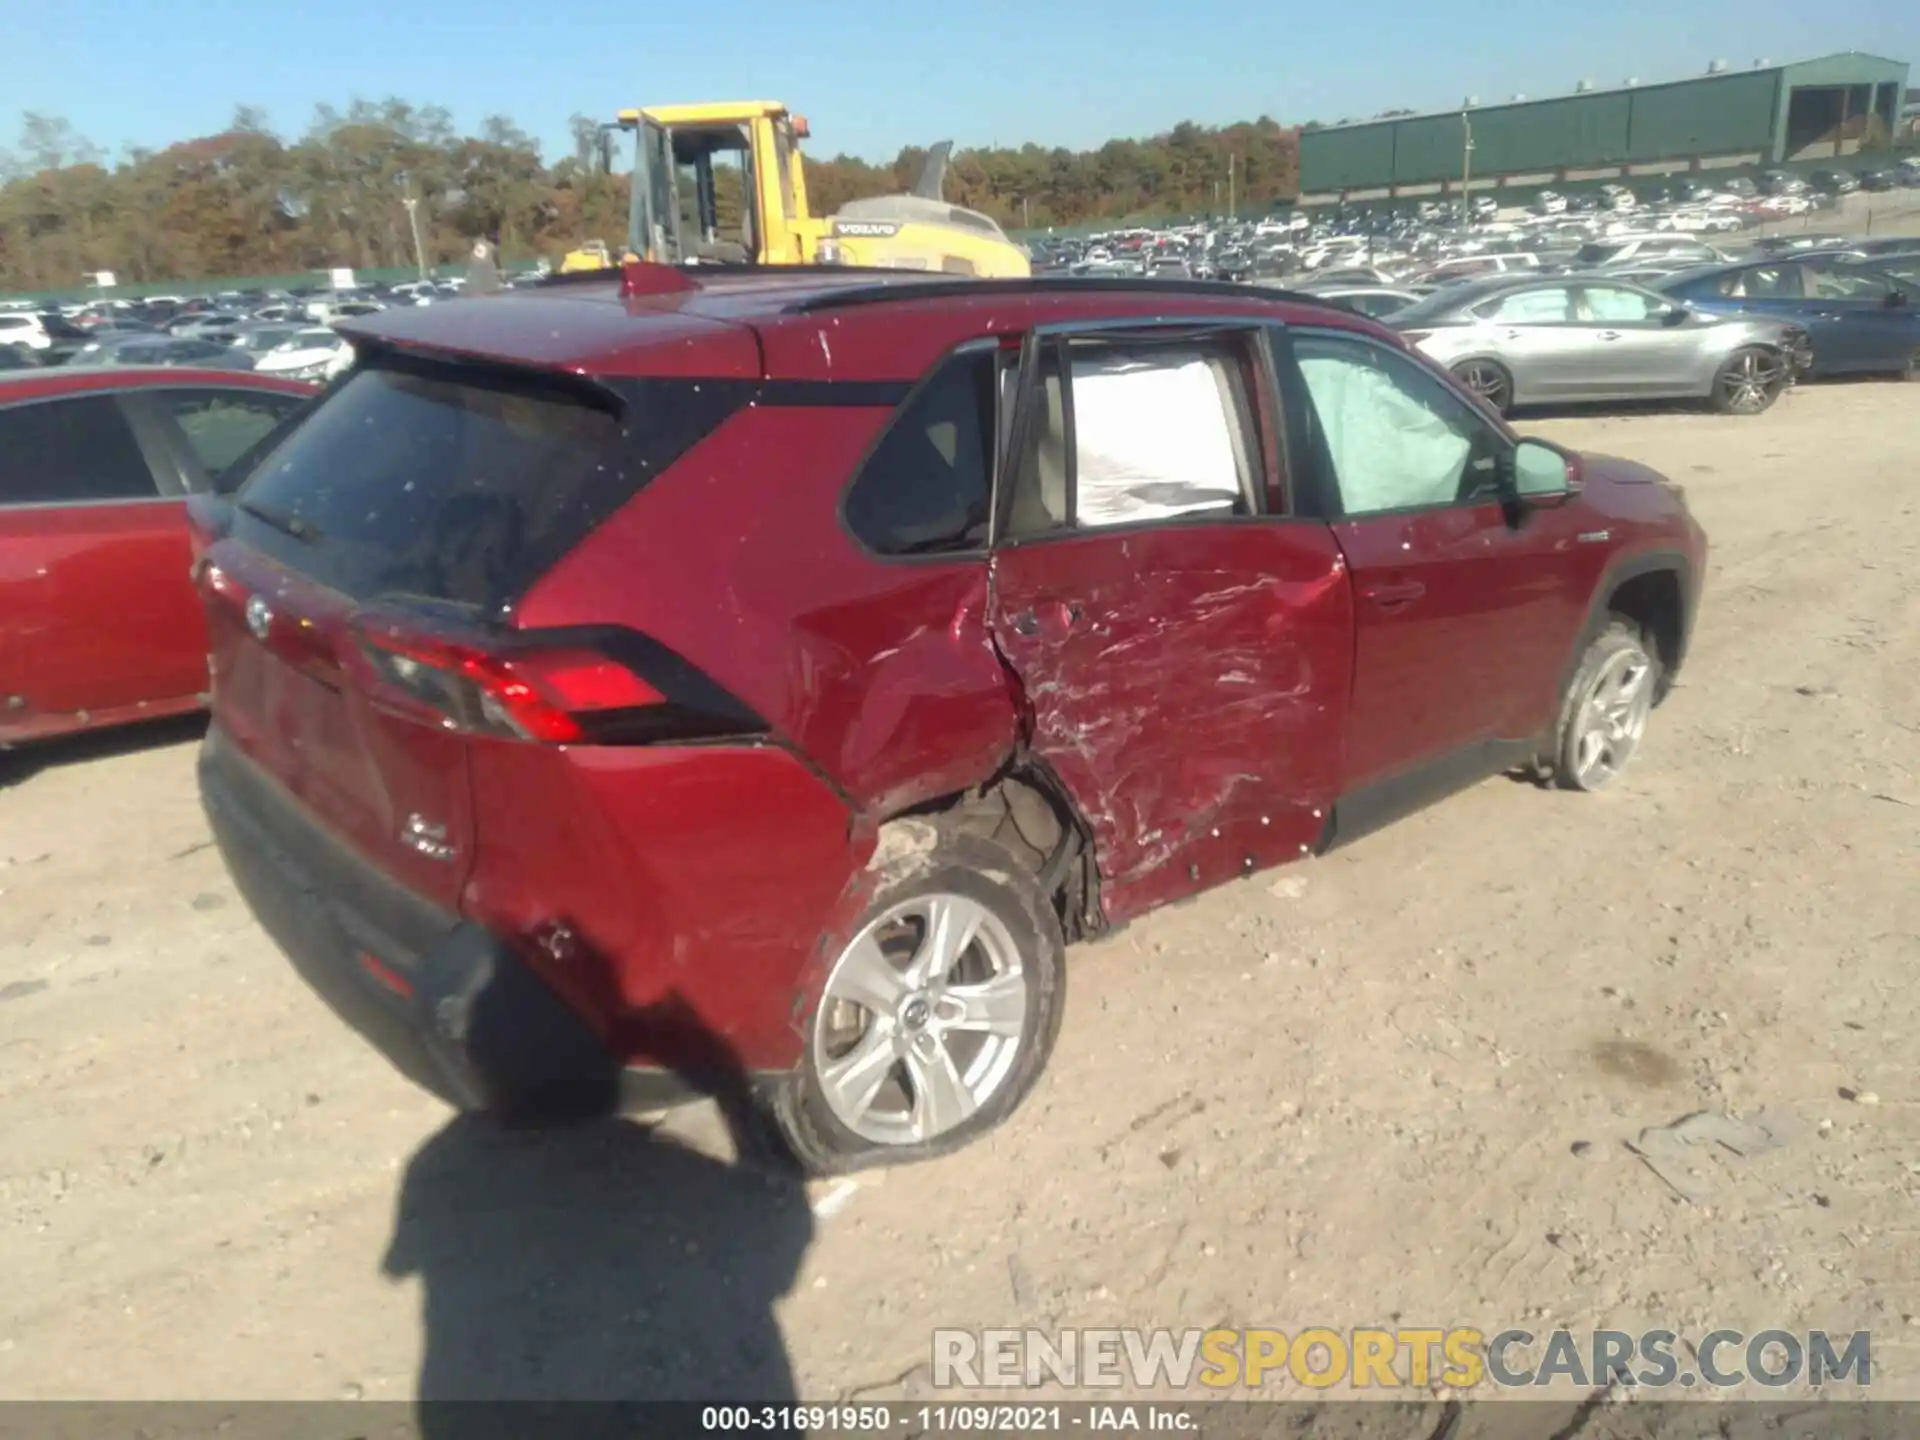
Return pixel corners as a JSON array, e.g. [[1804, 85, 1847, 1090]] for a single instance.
[[382, 995, 815, 1436], [0, 713, 208, 790]]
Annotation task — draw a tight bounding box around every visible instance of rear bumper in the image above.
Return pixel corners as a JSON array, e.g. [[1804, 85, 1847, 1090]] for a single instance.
[[199, 724, 709, 1120]]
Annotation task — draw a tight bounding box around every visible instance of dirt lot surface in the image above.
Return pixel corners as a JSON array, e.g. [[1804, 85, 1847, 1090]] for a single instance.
[[3, 373, 1918, 1416]]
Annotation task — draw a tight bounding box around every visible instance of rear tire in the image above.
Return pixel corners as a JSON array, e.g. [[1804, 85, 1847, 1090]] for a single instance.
[[770, 822, 1065, 1176], [1549, 620, 1661, 793], [1709, 345, 1787, 414], [1450, 359, 1514, 417]]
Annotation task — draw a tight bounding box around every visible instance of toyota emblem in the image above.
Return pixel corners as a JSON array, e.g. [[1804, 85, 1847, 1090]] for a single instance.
[[245, 595, 274, 642]]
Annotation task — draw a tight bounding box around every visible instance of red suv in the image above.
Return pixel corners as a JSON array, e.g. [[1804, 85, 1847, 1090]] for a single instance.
[[192, 269, 1706, 1173], [1, 367, 314, 748]]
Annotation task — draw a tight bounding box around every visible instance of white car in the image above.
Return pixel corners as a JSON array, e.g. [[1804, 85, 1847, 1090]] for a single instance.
[[254, 327, 354, 383], [0, 313, 50, 351]]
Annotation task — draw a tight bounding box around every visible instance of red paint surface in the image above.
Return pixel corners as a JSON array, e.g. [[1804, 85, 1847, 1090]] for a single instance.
[[461, 740, 867, 1069]]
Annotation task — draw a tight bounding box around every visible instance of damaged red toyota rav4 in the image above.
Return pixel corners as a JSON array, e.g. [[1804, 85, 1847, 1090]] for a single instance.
[[191, 266, 1706, 1174]]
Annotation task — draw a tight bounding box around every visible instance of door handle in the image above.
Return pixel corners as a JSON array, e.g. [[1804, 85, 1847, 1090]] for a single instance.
[[1361, 579, 1426, 611], [1597, 330, 1621, 341]]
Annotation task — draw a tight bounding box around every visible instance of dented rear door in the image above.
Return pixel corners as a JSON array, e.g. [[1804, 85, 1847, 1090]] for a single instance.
[[990, 525, 1351, 918], [986, 325, 1352, 920]]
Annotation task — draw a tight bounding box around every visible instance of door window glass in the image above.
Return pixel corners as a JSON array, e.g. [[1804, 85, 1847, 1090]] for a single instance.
[[0, 395, 159, 505], [843, 349, 997, 556], [1578, 285, 1664, 321], [1294, 333, 1504, 518], [152, 388, 308, 486], [1003, 334, 1259, 538], [1480, 287, 1575, 323], [1731, 265, 1803, 299], [1803, 264, 1893, 299]]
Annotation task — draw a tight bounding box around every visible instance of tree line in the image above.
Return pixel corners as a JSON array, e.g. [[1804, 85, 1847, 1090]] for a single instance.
[[0, 103, 1301, 292]]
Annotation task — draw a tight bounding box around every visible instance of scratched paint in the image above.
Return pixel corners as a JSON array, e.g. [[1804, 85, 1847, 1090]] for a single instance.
[[989, 529, 1354, 905]]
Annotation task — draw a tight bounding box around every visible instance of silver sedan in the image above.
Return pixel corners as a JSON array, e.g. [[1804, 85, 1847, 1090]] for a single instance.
[[1386, 275, 1807, 416]]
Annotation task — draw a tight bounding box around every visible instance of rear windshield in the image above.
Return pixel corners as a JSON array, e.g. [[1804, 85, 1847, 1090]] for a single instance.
[[232, 352, 749, 614]]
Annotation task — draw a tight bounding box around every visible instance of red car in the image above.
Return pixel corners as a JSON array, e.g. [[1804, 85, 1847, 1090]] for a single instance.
[[192, 269, 1707, 1173], [0, 367, 314, 748]]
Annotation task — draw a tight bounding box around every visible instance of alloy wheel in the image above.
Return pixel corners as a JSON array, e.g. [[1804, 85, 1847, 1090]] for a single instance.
[[813, 893, 1029, 1146], [1453, 361, 1511, 413], [1720, 350, 1781, 413], [1571, 644, 1655, 789]]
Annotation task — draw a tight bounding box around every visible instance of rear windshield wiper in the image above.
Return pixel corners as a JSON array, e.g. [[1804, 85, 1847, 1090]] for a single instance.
[[236, 497, 322, 544]]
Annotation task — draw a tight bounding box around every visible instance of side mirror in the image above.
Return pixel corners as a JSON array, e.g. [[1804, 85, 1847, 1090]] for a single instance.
[[1660, 303, 1690, 325], [1885, 290, 1908, 309], [1509, 439, 1580, 508]]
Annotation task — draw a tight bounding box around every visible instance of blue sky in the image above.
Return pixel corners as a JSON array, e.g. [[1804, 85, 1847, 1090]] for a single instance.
[[6, 0, 1915, 164]]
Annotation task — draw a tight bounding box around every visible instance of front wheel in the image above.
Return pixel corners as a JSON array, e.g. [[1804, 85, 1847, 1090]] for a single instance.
[[1710, 345, 1787, 414], [1549, 620, 1662, 792], [771, 823, 1066, 1175]]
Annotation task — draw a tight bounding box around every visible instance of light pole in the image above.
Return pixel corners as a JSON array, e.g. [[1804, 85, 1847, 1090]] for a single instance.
[[401, 195, 429, 281], [1459, 108, 1475, 228]]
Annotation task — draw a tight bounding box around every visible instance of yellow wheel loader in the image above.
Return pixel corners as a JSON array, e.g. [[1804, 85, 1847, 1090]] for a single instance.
[[573, 102, 1029, 278], [558, 239, 614, 273]]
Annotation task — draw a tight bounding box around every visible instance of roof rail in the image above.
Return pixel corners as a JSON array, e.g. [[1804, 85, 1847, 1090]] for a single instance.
[[785, 275, 1349, 316], [532, 260, 949, 290]]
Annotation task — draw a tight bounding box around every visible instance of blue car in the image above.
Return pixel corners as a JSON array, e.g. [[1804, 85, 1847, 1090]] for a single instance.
[[1656, 258, 1920, 380]]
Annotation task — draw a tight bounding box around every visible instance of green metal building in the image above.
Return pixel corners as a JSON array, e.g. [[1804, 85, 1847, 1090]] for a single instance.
[[1299, 51, 1910, 203]]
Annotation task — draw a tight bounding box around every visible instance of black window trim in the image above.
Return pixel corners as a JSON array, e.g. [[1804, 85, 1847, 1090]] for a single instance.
[[834, 334, 1007, 567], [0, 378, 323, 506], [1284, 324, 1518, 526], [121, 384, 314, 497], [991, 315, 1292, 550]]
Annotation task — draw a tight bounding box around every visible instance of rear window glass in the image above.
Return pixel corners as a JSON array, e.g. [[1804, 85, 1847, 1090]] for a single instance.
[[233, 354, 748, 613]]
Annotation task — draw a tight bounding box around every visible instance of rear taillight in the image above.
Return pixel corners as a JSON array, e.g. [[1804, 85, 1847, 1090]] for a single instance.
[[356, 624, 660, 744], [350, 616, 760, 748]]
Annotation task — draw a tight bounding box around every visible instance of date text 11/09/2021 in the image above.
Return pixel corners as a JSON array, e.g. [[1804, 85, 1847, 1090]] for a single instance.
[[700, 1406, 1191, 1432]]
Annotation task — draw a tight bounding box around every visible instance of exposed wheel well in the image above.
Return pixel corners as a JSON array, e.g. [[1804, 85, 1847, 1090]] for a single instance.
[[1606, 568, 1685, 699], [887, 764, 1101, 940]]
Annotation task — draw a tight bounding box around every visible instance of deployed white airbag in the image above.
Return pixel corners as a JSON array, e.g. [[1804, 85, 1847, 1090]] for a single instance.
[[1298, 353, 1471, 515], [1069, 351, 1244, 527]]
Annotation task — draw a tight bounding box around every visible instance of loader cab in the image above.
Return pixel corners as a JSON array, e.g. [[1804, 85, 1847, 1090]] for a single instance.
[[612, 103, 813, 267]]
